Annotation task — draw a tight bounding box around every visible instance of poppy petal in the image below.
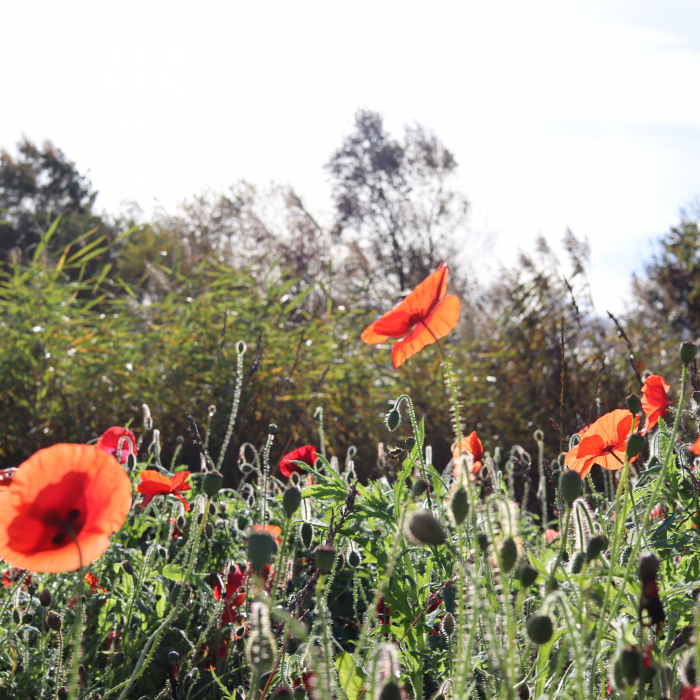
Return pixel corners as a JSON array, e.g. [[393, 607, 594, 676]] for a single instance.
[[172, 491, 192, 512], [360, 322, 389, 344]]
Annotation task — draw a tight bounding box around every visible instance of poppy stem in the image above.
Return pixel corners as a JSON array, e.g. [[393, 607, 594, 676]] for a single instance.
[[66, 565, 85, 700]]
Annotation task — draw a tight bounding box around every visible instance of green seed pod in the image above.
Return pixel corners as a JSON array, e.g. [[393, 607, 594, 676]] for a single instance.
[[526, 615, 553, 645], [405, 437, 416, 451], [27, 584, 37, 596], [47, 611, 62, 631], [408, 510, 447, 546], [519, 565, 538, 588], [619, 646, 641, 686], [248, 532, 278, 572], [586, 535, 608, 562], [205, 521, 214, 539], [283, 486, 302, 518], [176, 435, 185, 445], [39, 588, 51, 608], [559, 470, 582, 505], [314, 545, 337, 574], [203, 470, 224, 497], [626, 433, 645, 459], [570, 551, 586, 574], [680, 341, 697, 365], [411, 478, 429, 498], [378, 681, 402, 700], [626, 393, 642, 415], [348, 550, 361, 568], [22, 613, 33, 625], [386, 409, 401, 432], [300, 522, 314, 549], [449, 487, 469, 526], [500, 537, 517, 573], [477, 532, 489, 552]]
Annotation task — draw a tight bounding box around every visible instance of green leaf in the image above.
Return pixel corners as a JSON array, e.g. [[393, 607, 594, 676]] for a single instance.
[[161, 564, 187, 581], [32, 214, 63, 262], [209, 666, 237, 699], [335, 652, 364, 700]]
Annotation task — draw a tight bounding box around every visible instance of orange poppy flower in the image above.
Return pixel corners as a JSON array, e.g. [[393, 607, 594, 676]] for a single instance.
[[0, 444, 132, 573], [361, 262, 461, 369], [137, 470, 192, 511], [564, 409, 637, 478], [690, 437, 700, 456], [453, 431, 483, 476], [252, 524, 283, 544], [545, 528, 560, 544], [641, 375, 671, 433], [0, 468, 16, 490]]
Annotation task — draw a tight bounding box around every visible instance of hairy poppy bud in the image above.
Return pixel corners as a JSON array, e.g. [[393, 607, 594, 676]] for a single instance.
[[268, 423, 278, 435], [639, 554, 659, 583], [412, 478, 429, 498], [559, 470, 582, 505], [626, 394, 642, 415], [57, 688, 68, 700], [122, 560, 134, 576], [274, 687, 293, 700], [170, 584, 181, 605], [237, 340, 247, 354], [283, 486, 302, 518], [386, 408, 401, 432], [526, 615, 553, 645], [22, 612, 33, 624], [570, 551, 586, 574], [47, 611, 62, 631], [126, 453, 137, 470], [12, 609, 20, 624], [205, 521, 214, 539], [616, 646, 641, 686], [248, 532, 278, 572], [405, 437, 416, 450], [378, 681, 402, 700], [500, 537, 517, 573], [176, 435, 184, 445], [348, 550, 361, 568], [681, 341, 697, 365], [39, 588, 52, 608], [300, 522, 314, 549], [477, 532, 489, 552], [203, 470, 224, 497], [408, 510, 446, 546], [314, 545, 337, 574], [176, 515, 186, 529], [519, 565, 538, 587], [168, 650, 179, 666], [441, 612, 455, 638], [449, 488, 469, 526], [586, 535, 607, 562], [626, 433, 645, 459]]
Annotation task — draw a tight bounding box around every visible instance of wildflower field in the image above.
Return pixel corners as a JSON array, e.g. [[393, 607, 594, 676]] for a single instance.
[[3, 251, 700, 700]]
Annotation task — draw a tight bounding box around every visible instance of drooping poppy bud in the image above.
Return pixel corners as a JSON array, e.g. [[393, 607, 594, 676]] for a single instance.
[[500, 537, 517, 573], [274, 687, 293, 700], [122, 560, 134, 576], [300, 522, 314, 549], [283, 486, 302, 518], [377, 681, 402, 700], [570, 551, 586, 574], [680, 341, 697, 365], [559, 470, 582, 505], [205, 522, 214, 539], [412, 478, 429, 498], [408, 511, 446, 546], [237, 340, 247, 355], [203, 470, 224, 497], [617, 646, 641, 687], [441, 612, 455, 638], [314, 545, 337, 574], [586, 535, 608, 562], [39, 588, 52, 608], [386, 409, 401, 432], [449, 488, 469, 526], [526, 615, 553, 645], [348, 550, 361, 568], [477, 532, 489, 552], [519, 565, 538, 588]]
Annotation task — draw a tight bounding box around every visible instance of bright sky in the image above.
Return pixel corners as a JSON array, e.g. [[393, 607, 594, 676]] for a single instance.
[[2, 1, 700, 314]]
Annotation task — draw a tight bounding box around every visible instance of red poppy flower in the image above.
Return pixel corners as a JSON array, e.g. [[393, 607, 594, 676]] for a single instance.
[[85, 572, 107, 593], [97, 426, 137, 465], [545, 529, 560, 544], [691, 437, 700, 456], [426, 593, 443, 613], [137, 470, 192, 511], [376, 595, 391, 626], [564, 409, 637, 478], [294, 670, 316, 692], [0, 444, 132, 573], [279, 445, 317, 478], [213, 564, 247, 625], [641, 375, 671, 433], [361, 262, 461, 369], [681, 685, 700, 700], [2, 568, 31, 588], [0, 468, 17, 491], [453, 431, 484, 476]]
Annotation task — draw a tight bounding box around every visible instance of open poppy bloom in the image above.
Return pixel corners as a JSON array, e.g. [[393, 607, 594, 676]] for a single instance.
[[545, 528, 560, 544], [453, 431, 483, 476], [361, 262, 461, 369], [252, 524, 283, 544], [97, 426, 137, 465], [641, 375, 671, 434], [0, 468, 16, 490], [137, 470, 192, 511], [564, 409, 636, 478], [279, 445, 317, 478], [0, 444, 132, 573], [213, 564, 247, 625], [85, 571, 108, 594], [690, 437, 700, 456]]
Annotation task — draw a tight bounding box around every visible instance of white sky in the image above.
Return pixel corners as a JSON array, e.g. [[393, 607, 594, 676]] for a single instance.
[[2, 0, 700, 314]]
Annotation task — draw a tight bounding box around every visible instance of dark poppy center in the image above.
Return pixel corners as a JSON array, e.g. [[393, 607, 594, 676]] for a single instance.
[[44, 508, 84, 547]]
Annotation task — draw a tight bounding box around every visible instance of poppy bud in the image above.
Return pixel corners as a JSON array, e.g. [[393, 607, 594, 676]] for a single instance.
[[122, 560, 134, 576], [177, 515, 186, 529], [386, 409, 401, 432], [237, 514, 249, 530], [526, 615, 553, 645], [412, 478, 429, 498], [348, 550, 361, 568], [570, 551, 586, 574], [203, 470, 224, 497], [639, 554, 659, 583], [248, 532, 278, 572], [112, 651, 125, 667], [241, 463, 254, 474], [39, 589, 52, 608], [559, 470, 582, 505], [205, 522, 214, 539], [170, 584, 181, 605], [617, 646, 641, 686], [237, 340, 247, 355], [314, 545, 337, 574], [378, 681, 402, 700], [57, 688, 68, 700], [47, 611, 62, 631], [126, 453, 137, 470], [405, 437, 416, 451], [274, 687, 293, 700], [268, 423, 278, 435], [519, 565, 538, 587], [78, 664, 87, 683], [449, 488, 469, 526], [176, 436, 184, 445], [500, 537, 517, 573], [626, 433, 645, 459], [209, 502, 217, 516], [22, 612, 33, 624], [586, 535, 608, 562], [293, 689, 305, 700], [680, 341, 697, 365], [477, 532, 489, 552], [12, 609, 20, 624], [168, 650, 179, 666], [283, 486, 302, 518], [28, 584, 37, 596], [300, 522, 314, 549], [518, 689, 530, 700], [626, 394, 642, 415], [408, 511, 447, 546], [441, 612, 455, 638]]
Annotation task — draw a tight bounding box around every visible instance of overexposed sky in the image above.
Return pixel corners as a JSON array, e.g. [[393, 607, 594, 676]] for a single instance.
[[2, 1, 700, 313]]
